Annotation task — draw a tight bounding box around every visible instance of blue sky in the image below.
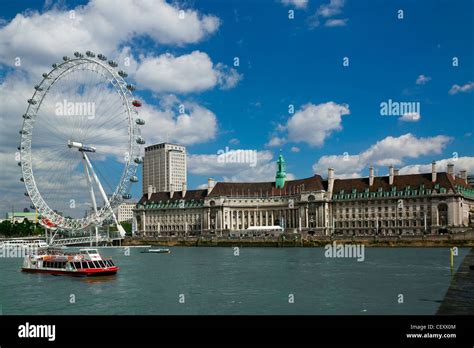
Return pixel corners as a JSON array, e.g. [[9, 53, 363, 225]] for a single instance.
[[0, 0, 473, 216]]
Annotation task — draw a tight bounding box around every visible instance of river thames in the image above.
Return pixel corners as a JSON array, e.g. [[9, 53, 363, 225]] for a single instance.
[[0, 247, 468, 315]]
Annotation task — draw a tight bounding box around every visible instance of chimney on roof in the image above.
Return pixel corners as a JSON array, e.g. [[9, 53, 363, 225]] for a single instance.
[[182, 182, 187, 198], [327, 168, 335, 199], [147, 185, 153, 200], [447, 163, 455, 180], [460, 170, 467, 184], [207, 178, 216, 195], [432, 161, 437, 182], [369, 166, 375, 186], [389, 165, 394, 185]]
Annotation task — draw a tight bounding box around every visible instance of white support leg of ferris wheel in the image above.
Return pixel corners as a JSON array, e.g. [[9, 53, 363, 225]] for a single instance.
[[83, 152, 126, 238], [82, 153, 100, 246]]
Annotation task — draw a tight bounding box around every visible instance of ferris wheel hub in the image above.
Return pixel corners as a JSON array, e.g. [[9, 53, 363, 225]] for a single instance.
[[67, 140, 96, 153]]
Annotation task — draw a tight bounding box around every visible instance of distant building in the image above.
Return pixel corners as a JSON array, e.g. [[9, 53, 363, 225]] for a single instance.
[[135, 154, 474, 237], [6, 212, 38, 223], [116, 202, 136, 223], [143, 143, 186, 195]]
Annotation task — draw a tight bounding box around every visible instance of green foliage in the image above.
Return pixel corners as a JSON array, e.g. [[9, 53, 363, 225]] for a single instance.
[[0, 219, 44, 238], [120, 221, 132, 236]]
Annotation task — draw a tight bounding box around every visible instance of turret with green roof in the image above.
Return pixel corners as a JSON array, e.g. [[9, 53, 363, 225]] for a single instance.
[[275, 151, 286, 189]]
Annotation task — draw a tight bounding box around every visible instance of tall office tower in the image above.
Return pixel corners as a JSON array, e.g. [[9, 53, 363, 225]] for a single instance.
[[143, 143, 187, 194]]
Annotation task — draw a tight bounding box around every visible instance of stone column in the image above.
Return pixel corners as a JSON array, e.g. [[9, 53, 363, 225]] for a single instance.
[[305, 206, 309, 228]]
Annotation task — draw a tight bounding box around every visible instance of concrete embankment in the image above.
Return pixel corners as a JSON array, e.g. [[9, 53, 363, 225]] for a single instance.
[[437, 248, 474, 315], [123, 237, 474, 248]]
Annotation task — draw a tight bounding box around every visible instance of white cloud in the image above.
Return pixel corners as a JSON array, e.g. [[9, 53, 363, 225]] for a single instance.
[[280, 0, 308, 9], [277, 102, 350, 147], [449, 82, 474, 95], [318, 0, 345, 17], [0, 0, 220, 74], [134, 51, 241, 94], [416, 74, 431, 85], [140, 97, 217, 146], [291, 146, 300, 153], [325, 18, 348, 27], [400, 112, 421, 122], [188, 150, 295, 182], [399, 157, 474, 175], [309, 0, 347, 28], [266, 136, 287, 147], [312, 133, 452, 177]]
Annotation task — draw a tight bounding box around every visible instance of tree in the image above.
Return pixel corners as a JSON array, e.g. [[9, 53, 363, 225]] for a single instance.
[[120, 221, 132, 236]]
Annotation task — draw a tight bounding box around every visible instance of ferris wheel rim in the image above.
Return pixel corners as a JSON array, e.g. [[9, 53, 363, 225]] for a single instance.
[[19, 53, 143, 231]]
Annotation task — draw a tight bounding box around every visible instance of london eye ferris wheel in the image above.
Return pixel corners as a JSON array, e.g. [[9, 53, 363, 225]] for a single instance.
[[18, 51, 145, 236]]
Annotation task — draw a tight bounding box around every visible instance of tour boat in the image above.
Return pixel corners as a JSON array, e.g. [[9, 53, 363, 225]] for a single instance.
[[22, 248, 119, 276], [0, 239, 48, 248], [141, 248, 171, 254]]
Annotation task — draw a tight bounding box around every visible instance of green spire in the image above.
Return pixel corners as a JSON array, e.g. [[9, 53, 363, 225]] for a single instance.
[[275, 151, 286, 189]]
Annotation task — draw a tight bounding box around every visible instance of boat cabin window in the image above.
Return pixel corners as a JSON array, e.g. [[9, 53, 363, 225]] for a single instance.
[[81, 249, 99, 255]]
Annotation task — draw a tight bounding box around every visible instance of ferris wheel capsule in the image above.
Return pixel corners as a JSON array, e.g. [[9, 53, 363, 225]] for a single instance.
[[118, 70, 128, 78], [34, 85, 43, 91], [108, 60, 118, 67], [86, 50, 95, 57], [63, 56, 70, 61], [126, 84, 136, 91], [134, 156, 143, 164], [52, 63, 57, 68], [135, 118, 145, 125], [130, 176, 139, 183], [122, 194, 132, 199], [22, 113, 32, 119], [97, 54, 107, 61], [132, 100, 142, 107], [74, 51, 83, 58], [42, 73, 50, 79], [136, 136, 145, 145]]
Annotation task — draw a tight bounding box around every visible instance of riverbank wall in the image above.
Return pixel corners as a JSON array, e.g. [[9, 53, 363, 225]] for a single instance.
[[124, 235, 474, 248]]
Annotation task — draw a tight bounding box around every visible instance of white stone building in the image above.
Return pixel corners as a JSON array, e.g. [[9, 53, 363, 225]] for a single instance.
[[142, 143, 186, 195], [117, 202, 136, 222], [134, 155, 474, 237]]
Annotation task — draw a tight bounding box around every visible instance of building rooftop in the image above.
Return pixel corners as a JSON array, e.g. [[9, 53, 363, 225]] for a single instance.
[[325, 172, 470, 193], [208, 175, 325, 197], [138, 189, 207, 204], [138, 170, 473, 204]]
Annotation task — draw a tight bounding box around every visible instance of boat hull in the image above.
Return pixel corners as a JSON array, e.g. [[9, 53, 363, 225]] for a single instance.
[[21, 266, 119, 277]]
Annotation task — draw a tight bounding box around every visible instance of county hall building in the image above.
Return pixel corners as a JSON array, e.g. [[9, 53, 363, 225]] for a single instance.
[[134, 144, 474, 237]]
